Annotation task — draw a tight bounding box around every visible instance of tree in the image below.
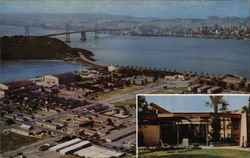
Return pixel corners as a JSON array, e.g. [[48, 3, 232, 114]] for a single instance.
[[205, 96, 229, 142], [205, 96, 228, 113], [138, 95, 149, 114]]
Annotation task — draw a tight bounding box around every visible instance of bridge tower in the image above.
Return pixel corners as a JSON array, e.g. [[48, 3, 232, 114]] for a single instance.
[[94, 23, 99, 39], [80, 31, 87, 41], [65, 23, 71, 43], [25, 26, 30, 36]]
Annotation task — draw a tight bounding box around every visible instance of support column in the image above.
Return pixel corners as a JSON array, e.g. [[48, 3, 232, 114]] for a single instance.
[[65, 23, 71, 43], [80, 31, 87, 41], [25, 26, 29, 36], [177, 121, 180, 145], [206, 124, 209, 146], [94, 31, 99, 38]]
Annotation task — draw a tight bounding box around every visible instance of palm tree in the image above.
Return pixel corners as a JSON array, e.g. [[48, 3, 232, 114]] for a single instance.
[[205, 96, 228, 113], [205, 96, 229, 141]]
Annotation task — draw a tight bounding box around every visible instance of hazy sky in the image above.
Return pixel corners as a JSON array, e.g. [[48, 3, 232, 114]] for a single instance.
[[145, 95, 249, 112], [0, 0, 249, 18]]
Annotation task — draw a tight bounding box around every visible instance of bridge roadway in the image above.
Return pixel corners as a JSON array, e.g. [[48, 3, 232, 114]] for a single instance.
[[42, 28, 124, 37]]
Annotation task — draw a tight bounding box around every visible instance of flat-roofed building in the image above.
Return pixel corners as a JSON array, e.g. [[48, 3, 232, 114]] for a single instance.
[[59, 141, 91, 155], [10, 128, 30, 136], [139, 103, 249, 147], [0, 84, 8, 91], [41, 75, 59, 87], [104, 125, 136, 142], [74, 145, 124, 158], [207, 87, 222, 94], [188, 84, 201, 92], [49, 138, 82, 152], [197, 85, 211, 93], [0, 90, 5, 99], [35, 120, 59, 130], [20, 124, 32, 130]]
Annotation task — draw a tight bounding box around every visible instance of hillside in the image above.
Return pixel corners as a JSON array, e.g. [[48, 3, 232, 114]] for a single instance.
[[1, 36, 94, 61]]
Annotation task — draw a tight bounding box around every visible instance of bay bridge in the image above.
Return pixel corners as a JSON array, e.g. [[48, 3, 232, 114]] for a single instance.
[[24, 24, 128, 43]]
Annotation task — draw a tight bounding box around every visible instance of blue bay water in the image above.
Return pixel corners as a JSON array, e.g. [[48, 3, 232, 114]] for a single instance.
[[0, 60, 86, 82], [68, 34, 250, 78], [0, 25, 250, 82]]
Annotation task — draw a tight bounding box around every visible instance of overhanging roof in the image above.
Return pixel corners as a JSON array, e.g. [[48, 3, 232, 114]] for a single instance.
[[158, 113, 241, 118]]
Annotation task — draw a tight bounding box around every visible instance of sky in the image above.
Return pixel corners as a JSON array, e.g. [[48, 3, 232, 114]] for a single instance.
[[145, 95, 249, 112], [0, 0, 249, 18]]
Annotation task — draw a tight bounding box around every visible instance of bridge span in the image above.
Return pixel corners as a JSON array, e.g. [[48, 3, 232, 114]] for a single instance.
[[42, 28, 125, 42]]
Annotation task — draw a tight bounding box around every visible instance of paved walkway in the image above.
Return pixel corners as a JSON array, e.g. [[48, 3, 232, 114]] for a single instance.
[[201, 145, 250, 152]]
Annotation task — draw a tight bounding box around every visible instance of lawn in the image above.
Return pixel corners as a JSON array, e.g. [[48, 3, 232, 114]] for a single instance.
[[0, 132, 41, 153], [112, 98, 136, 106], [139, 149, 250, 158], [151, 87, 187, 94], [97, 86, 143, 100]]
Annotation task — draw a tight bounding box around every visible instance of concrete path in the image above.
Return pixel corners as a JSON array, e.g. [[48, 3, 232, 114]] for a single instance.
[[201, 145, 250, 152]]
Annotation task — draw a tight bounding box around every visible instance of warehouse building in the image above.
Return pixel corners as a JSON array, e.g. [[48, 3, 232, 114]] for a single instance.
[[49, 138, 82, 152], [59, 141, 91, 155]]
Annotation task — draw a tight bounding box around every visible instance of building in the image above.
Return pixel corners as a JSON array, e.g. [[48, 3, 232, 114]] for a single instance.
[[207, 87, 222, 94], [55, 72, 80, 84], [188, 84, 201, 92], [222, 74, 244, 85], [74, 145, 125, 158], [10, 127, 31, 136], [35, 120, 59, 130], [197, 85, 211, 93], [1, 80, 35, 91], [59, 141, 91, 155], [139, 103, 249, 147], [0, 83, 8, 91], [49, 138, 82, 152], [36, 75, 59, 87], [0, 90, 5, 99], [86, 103, 110, 113], [10, 124, 33, 136], [79, 120, 93, 127], [103, 125, 136, 142], [107, 65, 119, 72]]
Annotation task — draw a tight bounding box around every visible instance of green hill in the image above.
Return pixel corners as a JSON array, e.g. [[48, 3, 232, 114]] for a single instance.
[[1, 36, 94, 61]]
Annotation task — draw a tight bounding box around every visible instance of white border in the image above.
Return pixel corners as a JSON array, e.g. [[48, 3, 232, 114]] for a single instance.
[[135, 93, 250, 157]]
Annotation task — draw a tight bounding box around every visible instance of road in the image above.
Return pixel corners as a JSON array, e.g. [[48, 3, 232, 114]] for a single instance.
[[1, 137, 58, 158], [101, 79, 190, 103]]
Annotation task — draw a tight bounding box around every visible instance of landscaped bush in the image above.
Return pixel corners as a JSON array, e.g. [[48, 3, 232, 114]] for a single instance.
[[191, 143, 201, 149]]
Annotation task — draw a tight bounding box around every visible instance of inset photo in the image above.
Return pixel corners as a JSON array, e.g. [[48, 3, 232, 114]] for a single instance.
[[137, 95, 250, 158]]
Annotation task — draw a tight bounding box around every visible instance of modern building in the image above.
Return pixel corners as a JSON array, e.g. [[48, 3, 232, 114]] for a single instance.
[[139, 103, 249, 147]]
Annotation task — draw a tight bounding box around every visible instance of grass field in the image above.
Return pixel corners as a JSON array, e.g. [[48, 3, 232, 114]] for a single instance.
[[151, 87, 187, 94], [97, 86, 143, 100], [112, 98, 136, 106], [0, 132, 40, 153], [139, 149, 250, 158]]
